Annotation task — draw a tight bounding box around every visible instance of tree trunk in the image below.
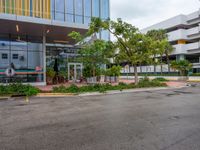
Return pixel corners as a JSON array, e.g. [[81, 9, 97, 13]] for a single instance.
[[134, 65, 139, 85], [160, 57, 163, 75], [153, 55, 156, 75], [166, 53, 170, 73], [93, 66, 96, 77]]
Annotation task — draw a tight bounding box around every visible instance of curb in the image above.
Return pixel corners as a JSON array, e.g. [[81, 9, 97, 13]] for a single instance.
[[0, 97, 10, 101], [78, 86, 187, 97], [36, 86, 187, 98], [36, 93, 75, 97]]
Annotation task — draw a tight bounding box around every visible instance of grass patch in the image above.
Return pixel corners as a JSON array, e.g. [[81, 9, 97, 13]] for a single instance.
[[152, 77, 169, 82], [53, 78, 167, 94], [0, 83, 40, 97]]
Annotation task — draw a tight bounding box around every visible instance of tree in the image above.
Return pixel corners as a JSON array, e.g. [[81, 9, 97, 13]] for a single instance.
[[88, 18, 152, 84], [68, 31, 113, 77], [171, 60, 192, 76], [146, 29, 172, 75], [164, 42, 174, 73]]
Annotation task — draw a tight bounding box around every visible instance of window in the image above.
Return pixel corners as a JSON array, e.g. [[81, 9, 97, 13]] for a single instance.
[[101, 0, 109, 19], [12, 54, 19, 59], [84, 0, 91, 25], [92, 0, 100, 17], [75, 0, 83, 23], [65, 0, 74, 22], [55, 0, 65, 21], [2, 53, 8, 59], [51, 0, 55, 19]]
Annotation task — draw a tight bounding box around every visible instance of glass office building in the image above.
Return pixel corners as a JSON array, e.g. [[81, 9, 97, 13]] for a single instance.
[[0, 0, 110, 85]]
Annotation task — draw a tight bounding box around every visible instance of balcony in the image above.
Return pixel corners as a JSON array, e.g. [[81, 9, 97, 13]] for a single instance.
[[187, 26, 200, 37], [173, 42, 200, 54], [168, 29, 187, 42]]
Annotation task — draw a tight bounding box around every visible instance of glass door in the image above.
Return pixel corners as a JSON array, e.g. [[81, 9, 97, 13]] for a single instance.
[[68, 63, 83, 82]]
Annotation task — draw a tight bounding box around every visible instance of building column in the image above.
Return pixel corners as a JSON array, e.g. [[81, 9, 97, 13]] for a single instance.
[[43, 34, 47, 85]]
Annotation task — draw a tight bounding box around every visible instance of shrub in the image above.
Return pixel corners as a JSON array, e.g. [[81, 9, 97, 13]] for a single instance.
[[190, 73, 200, 76], [152, 77, 168, 82], [0, 83, 39, 96], [46, 68, 56, 78], [52, 79, 166, 94]]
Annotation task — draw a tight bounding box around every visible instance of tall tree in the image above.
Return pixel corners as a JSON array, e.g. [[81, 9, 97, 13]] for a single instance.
[[68, 31, 113, 77], [146, 29, 170, 74], [88, 18, 152, 84]]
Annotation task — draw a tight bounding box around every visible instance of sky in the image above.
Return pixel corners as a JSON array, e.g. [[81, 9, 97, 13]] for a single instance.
[[110, 0, 200, 30]]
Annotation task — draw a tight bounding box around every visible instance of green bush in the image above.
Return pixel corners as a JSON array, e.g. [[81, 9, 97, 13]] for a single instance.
[[52, 78, 166, 94], [190, 73, 200, 76], [106, 65, 122, 76], [138, 77, 166, 88], [0, 83, 40, 96], [152, 77, 168, 82], [46, 68, 56, 78]]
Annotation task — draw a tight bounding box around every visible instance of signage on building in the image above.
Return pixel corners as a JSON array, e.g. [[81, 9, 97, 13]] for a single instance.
[[5, 68, 15, 77]]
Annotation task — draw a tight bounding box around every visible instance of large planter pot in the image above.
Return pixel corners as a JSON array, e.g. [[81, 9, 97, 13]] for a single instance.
[[100, 75, 105, 82], [106, 76, 111, 82], [46, 77, 53, 85], [86, 77, 97, 84]]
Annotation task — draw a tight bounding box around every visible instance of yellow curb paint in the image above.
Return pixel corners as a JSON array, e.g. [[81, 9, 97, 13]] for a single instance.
[[25, 96, 29, 103]]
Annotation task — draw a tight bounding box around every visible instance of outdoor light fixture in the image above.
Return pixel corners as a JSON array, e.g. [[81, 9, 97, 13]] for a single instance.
[[16, 25, 19, 32]]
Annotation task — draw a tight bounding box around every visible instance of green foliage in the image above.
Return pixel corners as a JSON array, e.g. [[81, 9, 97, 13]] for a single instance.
[[0, 83, 40, 96], [53, 79, 166, 94], [138, 77, 166, 88], [190, 73, 200, 76], [58, 70, 68, 79], [46, 68, 56, 78], [171, 60, 193, 76], [152, 77, 169, 82], [106, 65, 122, 76]]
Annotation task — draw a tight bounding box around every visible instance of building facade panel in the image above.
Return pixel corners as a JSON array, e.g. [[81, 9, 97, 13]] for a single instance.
[[0, 0, 110, 84]]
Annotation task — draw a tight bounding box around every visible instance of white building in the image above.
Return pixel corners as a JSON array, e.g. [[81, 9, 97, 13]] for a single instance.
[[140, 9, 200, 74]]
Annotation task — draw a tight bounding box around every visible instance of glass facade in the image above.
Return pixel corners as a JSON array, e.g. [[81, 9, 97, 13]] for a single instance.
[[84, 0, 91, 25], [0, 34, 44, 83], [75, 0, 83, 24], [55, 0, 65, 21], [0, 0, 110, 25]]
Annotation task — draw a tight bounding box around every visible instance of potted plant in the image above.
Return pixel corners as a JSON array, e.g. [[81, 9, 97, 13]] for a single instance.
[[58, 70, 68, 83], [46, 68, 56, 85], [171, 60, 192, 81]]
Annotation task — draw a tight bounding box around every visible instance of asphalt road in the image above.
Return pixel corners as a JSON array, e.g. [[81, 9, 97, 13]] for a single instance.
[[1, 86, 200, 150]]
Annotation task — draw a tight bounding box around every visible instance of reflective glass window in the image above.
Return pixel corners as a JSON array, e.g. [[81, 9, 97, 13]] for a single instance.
[[51, 0, 55, 19], [65, 0, 74, 23], [101, 0, 109, 19], [75, 0, 83, 24], [55, 0, 65, 21], [92, 0, 100, 17], [84, 0, 91, 25]]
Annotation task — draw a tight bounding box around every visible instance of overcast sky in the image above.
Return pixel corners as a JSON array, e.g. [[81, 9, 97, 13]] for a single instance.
[[110, 0, 200, 30]]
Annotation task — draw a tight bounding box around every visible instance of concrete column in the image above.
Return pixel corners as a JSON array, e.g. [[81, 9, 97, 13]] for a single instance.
[[43, 34, 47, 85]]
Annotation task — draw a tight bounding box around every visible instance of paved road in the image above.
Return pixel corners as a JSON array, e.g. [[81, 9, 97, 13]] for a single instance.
[[1, 86, 200, 150]]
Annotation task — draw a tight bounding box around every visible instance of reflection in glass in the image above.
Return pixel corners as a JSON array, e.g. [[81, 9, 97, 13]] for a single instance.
[[66, 0, 74, 23], [84, 0, 91, 25], [55, 0, 65, 21], [75, 0, 83, 23], [101, 0, 109, 19], [92, 0, 100, 17]]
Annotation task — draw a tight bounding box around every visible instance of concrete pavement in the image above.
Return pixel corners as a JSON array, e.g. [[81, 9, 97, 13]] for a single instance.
[[1, 86, 200, 150]]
